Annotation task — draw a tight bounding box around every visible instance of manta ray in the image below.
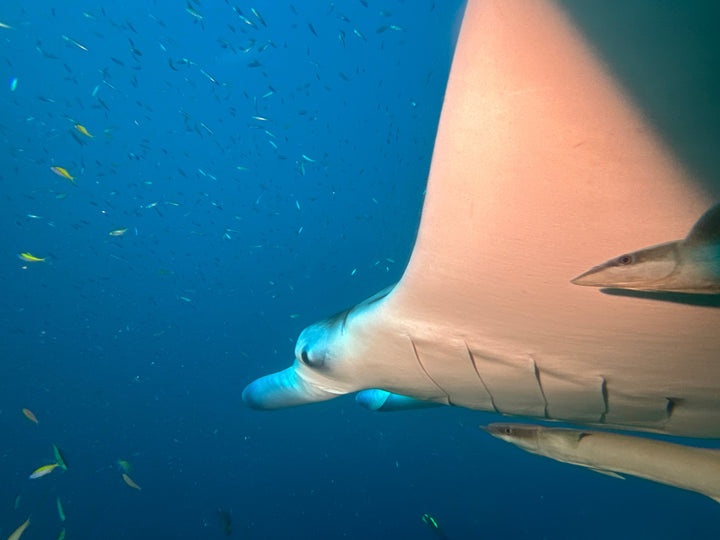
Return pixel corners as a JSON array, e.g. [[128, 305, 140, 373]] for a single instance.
[[243, 0, 720, 444]]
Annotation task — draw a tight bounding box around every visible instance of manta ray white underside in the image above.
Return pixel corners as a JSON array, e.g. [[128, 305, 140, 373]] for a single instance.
[[244, 0, 720, 438]]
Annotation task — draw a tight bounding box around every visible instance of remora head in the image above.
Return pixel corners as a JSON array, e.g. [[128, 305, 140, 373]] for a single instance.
[[571, 242, 679, 289], [481, 423, 542, 453], [242, 286, 394, 410]]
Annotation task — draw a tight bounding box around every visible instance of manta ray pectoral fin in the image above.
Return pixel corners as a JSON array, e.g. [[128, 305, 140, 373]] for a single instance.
[[355, 389, 444, 412], [242, 365, 340, 410]]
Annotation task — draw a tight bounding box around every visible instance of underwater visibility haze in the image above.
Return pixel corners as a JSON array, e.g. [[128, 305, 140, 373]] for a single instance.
[[2, 1, 720, 539]]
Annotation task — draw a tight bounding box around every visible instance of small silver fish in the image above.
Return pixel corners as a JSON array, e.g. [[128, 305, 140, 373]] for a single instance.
[[571, 203, 720, 293]]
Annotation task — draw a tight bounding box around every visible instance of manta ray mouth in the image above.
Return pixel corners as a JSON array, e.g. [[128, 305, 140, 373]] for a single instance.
[[242, 365, 341, 410]]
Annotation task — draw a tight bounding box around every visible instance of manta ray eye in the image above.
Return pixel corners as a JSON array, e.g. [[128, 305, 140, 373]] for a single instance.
[[299, 349, 325, 369], [617, 254, 633, 265]]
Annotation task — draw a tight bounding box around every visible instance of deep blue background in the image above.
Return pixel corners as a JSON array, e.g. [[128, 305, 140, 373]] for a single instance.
[[1, 1, 719, 538]]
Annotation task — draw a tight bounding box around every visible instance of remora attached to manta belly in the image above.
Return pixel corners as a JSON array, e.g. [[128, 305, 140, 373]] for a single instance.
[[243, 0, 720, 440], [482, 423, 720, 504], [572, 203, 720, 293]]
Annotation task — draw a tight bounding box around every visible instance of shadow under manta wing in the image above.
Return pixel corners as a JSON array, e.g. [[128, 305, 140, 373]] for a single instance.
[[600, 289, 720, 308], [244, 0, 720, 437]]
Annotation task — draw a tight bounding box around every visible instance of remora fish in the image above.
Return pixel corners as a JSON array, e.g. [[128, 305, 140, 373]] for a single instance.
[[572, 203, 720, 293], [482, 423, 720, 504]]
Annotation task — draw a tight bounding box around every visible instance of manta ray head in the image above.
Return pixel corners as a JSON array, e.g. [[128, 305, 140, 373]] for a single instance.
[[242, 286, 395, 410]]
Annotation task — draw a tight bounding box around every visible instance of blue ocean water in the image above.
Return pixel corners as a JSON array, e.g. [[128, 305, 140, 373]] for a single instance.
[[1, 1, 719, 539]]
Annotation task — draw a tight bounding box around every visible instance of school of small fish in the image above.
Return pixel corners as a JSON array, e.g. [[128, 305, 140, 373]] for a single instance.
[[13, 406, 143, 538], [6, 0, 412, 288], [2, 1, 436, 536]]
